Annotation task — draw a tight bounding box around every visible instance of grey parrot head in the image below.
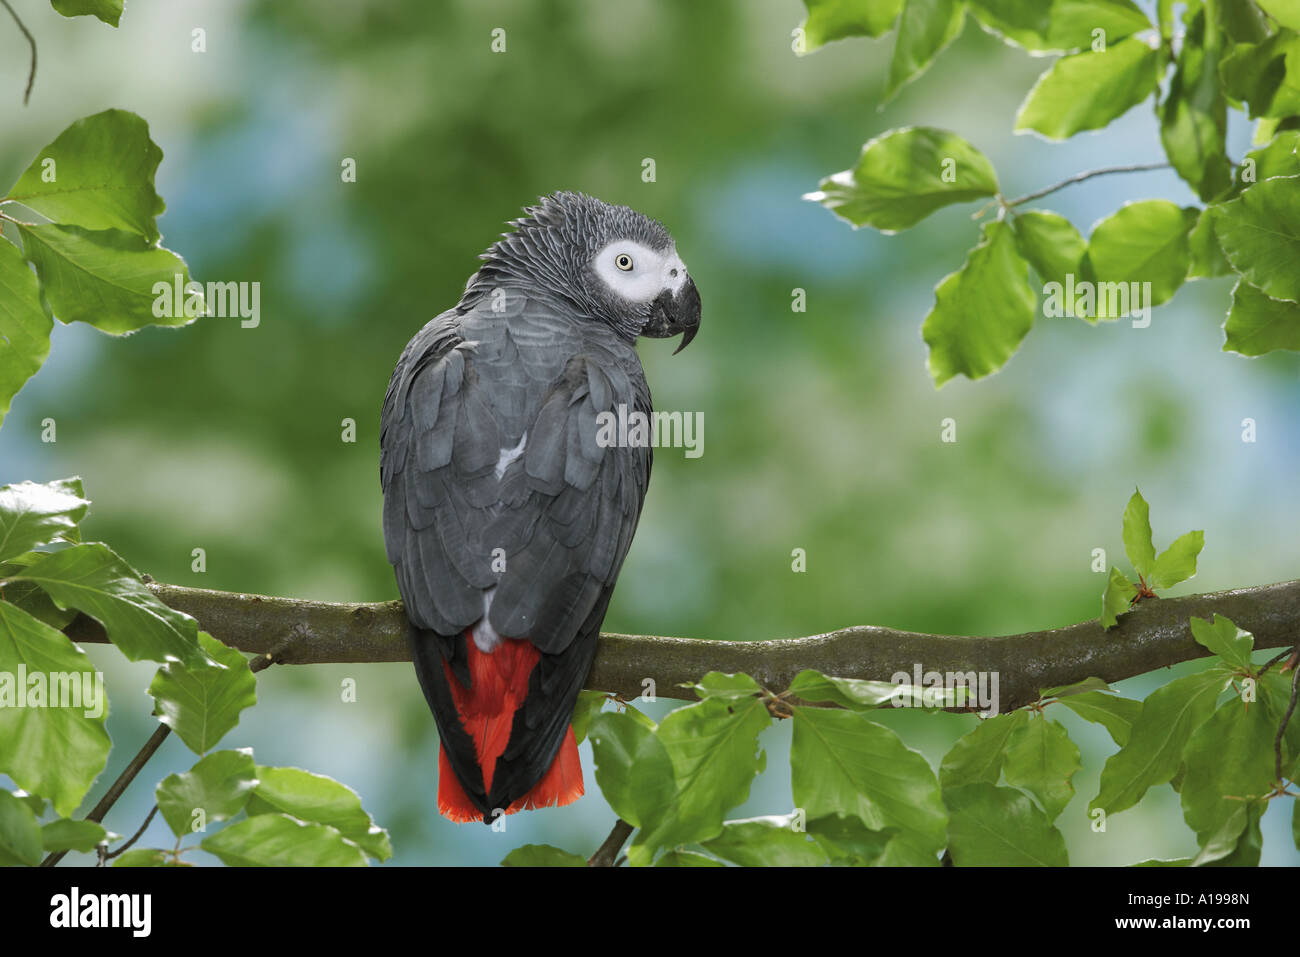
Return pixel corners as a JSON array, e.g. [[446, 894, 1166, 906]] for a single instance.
[[470, 191, 702, 353]]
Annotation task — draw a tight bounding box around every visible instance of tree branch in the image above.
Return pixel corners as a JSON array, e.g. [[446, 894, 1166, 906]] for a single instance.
[[588, 819, 634, 866], [61, 579, 1300, 713]]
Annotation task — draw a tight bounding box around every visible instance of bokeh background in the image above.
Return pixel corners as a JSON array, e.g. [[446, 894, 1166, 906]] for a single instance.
[[1, 0, 1296, 865]]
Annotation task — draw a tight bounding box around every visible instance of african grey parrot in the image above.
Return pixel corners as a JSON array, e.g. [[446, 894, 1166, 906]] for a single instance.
[[380, 192, 701, 823]]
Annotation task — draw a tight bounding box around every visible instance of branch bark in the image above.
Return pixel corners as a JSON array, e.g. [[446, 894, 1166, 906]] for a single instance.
[[61, 579, 1300, 712], [588, 819, 634, 867]]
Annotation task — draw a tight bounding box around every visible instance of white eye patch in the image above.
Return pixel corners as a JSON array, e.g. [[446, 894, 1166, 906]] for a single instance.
[[593, 240, 688, 304]]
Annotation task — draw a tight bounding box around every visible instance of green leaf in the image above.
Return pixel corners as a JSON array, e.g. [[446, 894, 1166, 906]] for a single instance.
[[14, 543, 209, 669], [654, 850, 725, 866], [701, 815, 828, 866], [1187, 206, 1232, 279], [587, 711, 675, 829], [6, 110, 163, 242], [806, 815, 913, 865], [1040, 676, 1111, 699], [689, 671, 763, 699], [148, 632, 256, 754], [1091, 668, 1228, 815], [199, 813, 369, 867], [500, 844, 588, 867], [1212, 176, 1300, 301], [0, 239, 53, 428], [569, 690, 608, 746], [967, 0, 1150, 52], [1223, 278, 1300, 355], [0, 477, 87, 563], [1219, 31, 1300, 119], [155, 749, 257, 838], [805, 126, 998, 233], [799, 0, 902, 51], [1121, 487, 1156, 578], [1014, 36, 1160, 140], [1190, 800, 1263, 866], [1011, 209, 1086, 290], [1082, 201, 1196, 318], [112, 848, 182, 867], [1158, 4, 1231, 201], [789, 668, 904, 709], [629, 694, 768, 859], [40, 818, 106, 853], [49, 0, 123, 26], [1149, 530, 1204, 589], [244, 765, 391, 861], [0, 600, 111, 816], [1180, 698, 1276, 843], [922, 220, 1036, 386], [939, 710, 1028, 788], [1216, 0, 1271, 43], [806, 816, 888, 865], [1188, 615, 1254, 670], [793, 668, 969, 709], [0, 789, 43, 866], [1, 577, 76, 631], [943, 782, 1068, 865], [1252, 118, 1280, 145], [1156, 0, 1173, 40], [622, 702, 656, 730], [1055, 691, 1141, 746], [1234, 130, 1300, 193], [885, 0, 966, 100], [12, 791, 44, 816], [17, 224, 202, 335], [1255, 0, 1300, 31], [791, 705, 948, 851], [1209, 801, 1264, 867], [1002, 714, 1081, 820], [1101, 566, 1138, 629], [1293, 798, 1299, 853]]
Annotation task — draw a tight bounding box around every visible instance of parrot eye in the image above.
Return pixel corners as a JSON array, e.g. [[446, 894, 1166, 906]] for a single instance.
[[615, 253, 634, 271]]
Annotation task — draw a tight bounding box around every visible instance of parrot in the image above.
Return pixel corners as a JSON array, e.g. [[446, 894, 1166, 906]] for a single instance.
[[380, 191, 702, 824]]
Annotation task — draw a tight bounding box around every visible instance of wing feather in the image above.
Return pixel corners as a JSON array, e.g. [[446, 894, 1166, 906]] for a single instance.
[[381, 292, 653, 817]]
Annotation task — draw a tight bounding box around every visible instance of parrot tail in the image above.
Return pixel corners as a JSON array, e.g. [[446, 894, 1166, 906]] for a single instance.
[[436, 632, 584, 824]]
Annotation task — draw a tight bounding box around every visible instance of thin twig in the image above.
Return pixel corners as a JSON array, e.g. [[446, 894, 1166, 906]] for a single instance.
[[103, 804, 159, 863], [588, 819, 634, 867], [1275, 657, 1299, 784], [40, 723, 171, 867], [1006, 162, 1171, 208], [0, 0, 37, 105], [1258, 647, 1293, 678]]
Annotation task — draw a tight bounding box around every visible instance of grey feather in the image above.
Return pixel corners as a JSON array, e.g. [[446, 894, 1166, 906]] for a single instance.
[[380, 191, 685, 818]]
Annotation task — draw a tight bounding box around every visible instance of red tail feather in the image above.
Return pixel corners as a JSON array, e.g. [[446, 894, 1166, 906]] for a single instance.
[[437, 632, 584, 823]]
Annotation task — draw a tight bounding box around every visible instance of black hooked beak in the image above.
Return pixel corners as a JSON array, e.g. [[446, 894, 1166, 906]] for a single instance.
[[642, 277, 702, 354]]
